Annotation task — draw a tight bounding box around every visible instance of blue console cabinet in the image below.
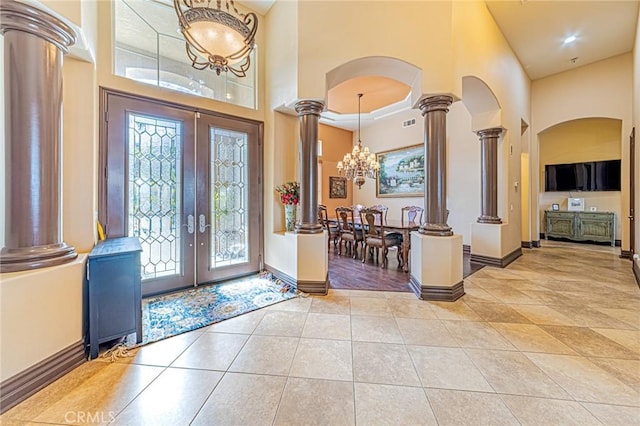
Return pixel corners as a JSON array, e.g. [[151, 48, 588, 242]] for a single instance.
[[87, 237, 142, 359]]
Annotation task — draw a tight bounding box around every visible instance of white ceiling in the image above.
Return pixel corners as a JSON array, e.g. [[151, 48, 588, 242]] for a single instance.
[[485, 0, 639, 81]]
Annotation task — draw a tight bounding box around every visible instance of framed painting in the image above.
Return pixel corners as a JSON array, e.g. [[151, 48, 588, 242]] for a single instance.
[[329, 176, 347, 198], [376, 144, 424, 198]]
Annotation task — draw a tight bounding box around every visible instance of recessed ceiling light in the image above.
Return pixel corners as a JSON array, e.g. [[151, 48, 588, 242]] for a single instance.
[[564, 35, 577, 44]]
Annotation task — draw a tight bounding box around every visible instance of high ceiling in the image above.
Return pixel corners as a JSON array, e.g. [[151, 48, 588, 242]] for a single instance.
[[322, 0, 639, 129], [485, 0, 639, 80], [126, 0, 639, 129]]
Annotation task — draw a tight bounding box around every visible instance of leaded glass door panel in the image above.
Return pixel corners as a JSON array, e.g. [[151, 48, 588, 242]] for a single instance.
[[196, 115, 262, 283], [103, 94, 196, 296]]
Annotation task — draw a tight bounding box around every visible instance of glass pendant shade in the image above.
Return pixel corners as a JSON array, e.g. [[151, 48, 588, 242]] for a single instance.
[[174, 0, 257, 77]]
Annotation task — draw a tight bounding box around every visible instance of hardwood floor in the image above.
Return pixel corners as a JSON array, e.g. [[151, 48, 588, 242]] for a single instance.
[[328, 245, 484, 292]]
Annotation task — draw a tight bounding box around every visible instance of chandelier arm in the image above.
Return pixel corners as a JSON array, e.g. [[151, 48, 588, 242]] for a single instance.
[[227, 55, 250, 77], [185, 43, 215, 70], [228, 0, 245, 18]]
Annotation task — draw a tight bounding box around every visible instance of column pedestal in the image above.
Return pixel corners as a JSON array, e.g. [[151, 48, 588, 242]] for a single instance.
[[266, 231, 329, 295], [470, 223, 522, 267], [409, 232, 464, 301]]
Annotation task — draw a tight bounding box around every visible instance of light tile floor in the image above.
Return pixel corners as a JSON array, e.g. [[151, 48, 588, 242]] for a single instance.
[[2, 241, 639, 425]]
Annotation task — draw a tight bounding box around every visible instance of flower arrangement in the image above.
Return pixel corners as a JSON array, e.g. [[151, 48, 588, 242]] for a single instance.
[[275, 181, 300, 205]]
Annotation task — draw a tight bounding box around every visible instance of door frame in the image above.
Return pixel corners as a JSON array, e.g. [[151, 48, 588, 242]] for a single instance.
[[630, 127, 635, 256], [98, 88, 264, 294]]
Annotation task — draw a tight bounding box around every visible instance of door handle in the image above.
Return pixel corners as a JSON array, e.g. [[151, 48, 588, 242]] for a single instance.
[[199, 214, 211, 233], [183, 214, 194, 234]]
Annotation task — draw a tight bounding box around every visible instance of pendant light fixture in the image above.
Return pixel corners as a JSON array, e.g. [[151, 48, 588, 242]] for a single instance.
[[174, 0, 257, 77], [337, 93, 380, 189]]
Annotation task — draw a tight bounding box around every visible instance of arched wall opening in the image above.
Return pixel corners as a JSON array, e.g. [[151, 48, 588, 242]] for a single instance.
[[537, 117, 623, 243], [325, 56, 423, 108], [461, 75, 501, 132]]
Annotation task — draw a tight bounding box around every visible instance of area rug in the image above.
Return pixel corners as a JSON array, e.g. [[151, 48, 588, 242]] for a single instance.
[[139, 271, 298, 346]]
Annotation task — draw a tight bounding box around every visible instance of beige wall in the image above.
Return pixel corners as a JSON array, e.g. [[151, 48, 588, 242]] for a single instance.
[[297, 1, 454, 99], [265, 0, 298, 109], [319, 124, 353, 215], [450, 0, 531, 253], [532, 54, 633, 249], [538, 118, 623, 239]]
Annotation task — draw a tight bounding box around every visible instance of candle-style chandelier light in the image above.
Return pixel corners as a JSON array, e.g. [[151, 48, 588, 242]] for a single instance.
[[337, 93, 380, 189], [174, 0, 257, 77]]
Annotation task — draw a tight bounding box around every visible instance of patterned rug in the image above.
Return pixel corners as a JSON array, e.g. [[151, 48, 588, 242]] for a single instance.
[[140, 272, 298, 345]]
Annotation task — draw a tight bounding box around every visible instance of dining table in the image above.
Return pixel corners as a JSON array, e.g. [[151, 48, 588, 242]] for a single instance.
[[329, 217, 420, 273]]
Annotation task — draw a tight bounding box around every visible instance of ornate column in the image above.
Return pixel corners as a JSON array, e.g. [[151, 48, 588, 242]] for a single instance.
[[418, 95, 453, 236], [294, 100, 324, 234], [476, 127, 503, 224], [0, 1, 77, 272]]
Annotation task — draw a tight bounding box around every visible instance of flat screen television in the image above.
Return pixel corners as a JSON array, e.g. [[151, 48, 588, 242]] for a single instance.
[[545, 159, 621, 192]]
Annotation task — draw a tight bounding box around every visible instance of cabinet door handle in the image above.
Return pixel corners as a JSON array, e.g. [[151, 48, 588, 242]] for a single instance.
[[199, 214, 211, 233], [183, 214, 195, 234]]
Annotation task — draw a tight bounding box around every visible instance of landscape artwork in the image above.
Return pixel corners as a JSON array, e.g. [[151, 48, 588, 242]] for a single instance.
[[376, 144, 424, 197]]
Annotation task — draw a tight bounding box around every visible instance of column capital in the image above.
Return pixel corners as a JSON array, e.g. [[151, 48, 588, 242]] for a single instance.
[[476, 127, 503, 140], [294, 100, 325, 117], [418, 95, 453, 115], [0, 0, 76, 52]]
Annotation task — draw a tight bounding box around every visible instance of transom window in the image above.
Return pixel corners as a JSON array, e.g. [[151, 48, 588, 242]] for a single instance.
[[113, 0, 257, 109]]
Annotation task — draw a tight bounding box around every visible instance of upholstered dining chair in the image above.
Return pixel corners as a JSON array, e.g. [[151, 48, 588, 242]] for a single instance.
[[351, 204, 366, 219], [368, 204, 389, 223], [359, 208, 402, 269], [318, 204, 340, 251], [335, 206, 363, 259], [401, 205, 424, 226]]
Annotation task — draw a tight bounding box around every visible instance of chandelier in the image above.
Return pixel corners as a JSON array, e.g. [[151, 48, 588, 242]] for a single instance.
[[337, 93, 380, 189], [174, 0, 258, 77]]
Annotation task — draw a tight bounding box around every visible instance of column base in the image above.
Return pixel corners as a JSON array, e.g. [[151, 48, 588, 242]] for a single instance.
[[295, 223, 324, 234], [419, 223, 453, 236], [477, 216, 502, 224], [409, 232, 463, 301], [0, 242, 77, 273]]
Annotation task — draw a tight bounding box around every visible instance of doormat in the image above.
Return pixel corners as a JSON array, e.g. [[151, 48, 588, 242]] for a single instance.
[[139, 271, 298, 346]]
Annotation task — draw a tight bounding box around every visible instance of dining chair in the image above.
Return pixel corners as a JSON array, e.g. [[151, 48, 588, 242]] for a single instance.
[[318, 204, 340, 251], [335, 206, 363, 259], [351, 204, 366, 218], [359, 208, 402, 269], [401, 205, 424, 226], [368, 204, 389, 223]]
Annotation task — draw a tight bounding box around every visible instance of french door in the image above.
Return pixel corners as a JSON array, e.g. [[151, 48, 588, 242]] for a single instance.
[[101, 91, 262, 296]]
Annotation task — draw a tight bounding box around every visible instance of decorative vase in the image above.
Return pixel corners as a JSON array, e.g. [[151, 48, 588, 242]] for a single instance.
[[284, 204, 296, 232]]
